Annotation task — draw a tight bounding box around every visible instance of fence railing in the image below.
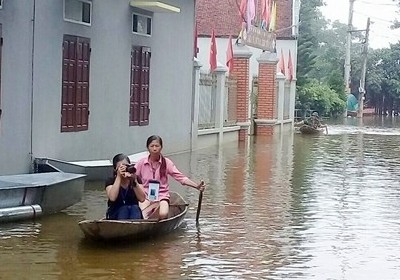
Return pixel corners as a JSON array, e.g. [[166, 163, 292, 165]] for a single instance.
[[251, 76, 258, 118], [283, 82, 291, 119], [224, 77, 237, 126], [198, 73, 217, 129], [251, 75, 292, 122], [194, 58, 296, 146]]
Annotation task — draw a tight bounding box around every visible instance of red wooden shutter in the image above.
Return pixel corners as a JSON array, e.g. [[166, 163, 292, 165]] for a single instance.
[[129, 47, 141, 126], [61, 35, 77, 132], [75, 37, 90, 131], [139, 47, 150, 126]]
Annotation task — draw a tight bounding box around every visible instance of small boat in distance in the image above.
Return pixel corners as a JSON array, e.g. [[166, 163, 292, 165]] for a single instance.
[[298, 124, 326, 135], [78, 192, 188, 241]]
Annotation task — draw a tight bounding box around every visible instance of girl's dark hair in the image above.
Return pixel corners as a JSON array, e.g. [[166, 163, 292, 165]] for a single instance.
[[146, 135, 167, 180], [112, 153, 130, 176]]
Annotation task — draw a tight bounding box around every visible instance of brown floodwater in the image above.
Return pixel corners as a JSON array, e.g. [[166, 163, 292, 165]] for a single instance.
[[1, 116, 400, 279]]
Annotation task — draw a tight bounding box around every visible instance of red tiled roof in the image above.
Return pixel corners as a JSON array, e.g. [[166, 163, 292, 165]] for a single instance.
[[196, 0, 242, 37], [196, 0, 293, 39]]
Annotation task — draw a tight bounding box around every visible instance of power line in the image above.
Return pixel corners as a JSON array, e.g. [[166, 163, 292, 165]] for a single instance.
[[358, 0, 397, 6], [370, 30, 400, 40], [354, 11, 394, 24]]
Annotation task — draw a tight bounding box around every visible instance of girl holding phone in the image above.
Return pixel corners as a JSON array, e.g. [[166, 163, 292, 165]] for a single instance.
[[135, 135, 205, 220]]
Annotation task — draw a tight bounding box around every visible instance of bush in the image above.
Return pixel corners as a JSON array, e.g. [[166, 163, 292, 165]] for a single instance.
[[297, 80, 346, 117]]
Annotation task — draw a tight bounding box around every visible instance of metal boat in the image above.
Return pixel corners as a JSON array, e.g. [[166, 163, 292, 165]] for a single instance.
[[0, 172, 85, 223]]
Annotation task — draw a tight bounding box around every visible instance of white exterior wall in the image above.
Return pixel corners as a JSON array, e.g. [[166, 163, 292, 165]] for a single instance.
[[0, 0, 196, 175], [0, 1, 34, 174]]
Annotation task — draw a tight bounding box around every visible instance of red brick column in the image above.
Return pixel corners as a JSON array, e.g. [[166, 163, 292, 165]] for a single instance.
[[255, 52, 279, 136], [232, 44, 252, 141]]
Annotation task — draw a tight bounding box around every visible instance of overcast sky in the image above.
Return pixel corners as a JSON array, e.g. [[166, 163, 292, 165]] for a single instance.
[[320, 0, 400, 49]]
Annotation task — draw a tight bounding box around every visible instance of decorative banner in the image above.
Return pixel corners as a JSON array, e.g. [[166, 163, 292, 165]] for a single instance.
[[242, 25, 276, 51]]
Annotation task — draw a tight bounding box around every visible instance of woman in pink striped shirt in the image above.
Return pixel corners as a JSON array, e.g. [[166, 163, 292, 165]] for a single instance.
[[135, 135, 205, 220]]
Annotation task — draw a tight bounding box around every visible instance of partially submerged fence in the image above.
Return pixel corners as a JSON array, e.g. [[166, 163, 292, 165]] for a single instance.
[[251, 75, 292, 122], [224, 76, 237, 126], [198, 73, 238, 129], [198, 73, 217, 129]]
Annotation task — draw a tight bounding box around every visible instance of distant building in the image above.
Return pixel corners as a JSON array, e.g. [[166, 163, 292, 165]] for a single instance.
[[196, 0, 300, 80]]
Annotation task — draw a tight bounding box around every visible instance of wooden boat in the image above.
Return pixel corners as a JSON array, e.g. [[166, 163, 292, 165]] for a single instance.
[[78, 192, 189, 241], [299, 124, 326, 135], [0, 172, 85, 223]]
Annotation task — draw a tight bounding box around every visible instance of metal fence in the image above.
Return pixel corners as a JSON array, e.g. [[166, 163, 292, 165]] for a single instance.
[[283, 81, 291, 119], [198, 73, 217, 129], [251, 76, 258, 118], [224, 77, 237, 127], [251, 76, 290, 121]]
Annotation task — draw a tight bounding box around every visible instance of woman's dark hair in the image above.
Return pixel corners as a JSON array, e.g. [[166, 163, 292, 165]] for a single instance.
[[112, 153, 130, 176], [146, 135, 167, 180]]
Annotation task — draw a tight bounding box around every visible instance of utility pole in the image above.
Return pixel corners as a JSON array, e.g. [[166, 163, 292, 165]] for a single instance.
[[344, 0, 355, 94], [357, 17, 370, 118]]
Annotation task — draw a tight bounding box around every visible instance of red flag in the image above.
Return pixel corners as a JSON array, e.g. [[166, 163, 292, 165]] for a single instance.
[[288, 50, 294, 81], [261, 0, 271, 27], [209, 29, 217, 72], [239, 0, 247, 18], [226, 35, 234, 74], [246, 0, 256, 28], [279, 49, 285, 75], [194, 22, 199, 58]]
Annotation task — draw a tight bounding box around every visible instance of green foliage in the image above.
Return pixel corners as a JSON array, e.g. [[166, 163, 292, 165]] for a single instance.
[[297, 0, 325, 86], [296, 0, 400, 114], [297, 80, 346, 117], [327, 70, 346, 101], [296, 1, 347, 116], [364, 43, 400, 110]]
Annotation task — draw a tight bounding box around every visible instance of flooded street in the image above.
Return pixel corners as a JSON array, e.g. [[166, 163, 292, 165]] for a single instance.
[[1, 116, 400, 279]]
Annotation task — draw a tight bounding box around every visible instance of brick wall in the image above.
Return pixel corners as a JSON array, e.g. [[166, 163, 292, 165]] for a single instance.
[[255, 61, 277, 136], [257, 63, 277, 120], [232, 56, 250, 141]]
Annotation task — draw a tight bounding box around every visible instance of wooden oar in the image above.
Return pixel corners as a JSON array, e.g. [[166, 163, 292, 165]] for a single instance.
[[195, 190, 204, 226]]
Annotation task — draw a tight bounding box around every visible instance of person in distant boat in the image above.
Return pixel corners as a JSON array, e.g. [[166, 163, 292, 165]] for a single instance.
[[304, 111, 323, 129], [105, 153, 146, 220], [135, 135, 205, 220]]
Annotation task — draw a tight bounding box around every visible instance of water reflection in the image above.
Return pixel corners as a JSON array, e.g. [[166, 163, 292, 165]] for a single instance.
[[1, 117, 400, 279]]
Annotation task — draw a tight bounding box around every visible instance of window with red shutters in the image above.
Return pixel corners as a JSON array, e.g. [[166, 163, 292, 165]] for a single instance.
[[61, 35, 90, 132], [130, 46, 150, 126]]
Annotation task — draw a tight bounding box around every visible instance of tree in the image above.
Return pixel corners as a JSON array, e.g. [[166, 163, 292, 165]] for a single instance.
[[297, 0, 325, 86], [296, 2, 347, 116], [363, 43, 400, 114]]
